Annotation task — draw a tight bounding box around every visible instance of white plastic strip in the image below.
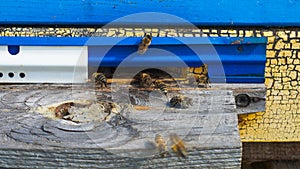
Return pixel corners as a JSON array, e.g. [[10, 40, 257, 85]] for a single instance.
[[0, 46, 88, 83]]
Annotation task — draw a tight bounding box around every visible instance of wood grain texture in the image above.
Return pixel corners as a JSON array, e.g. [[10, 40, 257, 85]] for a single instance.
[[0, 0, 300, 26], [211, 84, 266, 114], [246, 160, 300, 169], [243, 142, 300, 163], [0, 84, 241, 168]]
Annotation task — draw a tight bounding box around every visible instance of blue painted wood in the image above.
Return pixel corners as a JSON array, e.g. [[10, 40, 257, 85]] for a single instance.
[[0, 0, 300, 26], [0, 37, 266, 83], [0, 37, 266, 46], [88, 38, 266, 83]]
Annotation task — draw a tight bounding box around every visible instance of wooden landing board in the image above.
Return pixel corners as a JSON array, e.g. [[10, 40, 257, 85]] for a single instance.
[[0, 84, 241, 168], [211, 84, 266, 114]]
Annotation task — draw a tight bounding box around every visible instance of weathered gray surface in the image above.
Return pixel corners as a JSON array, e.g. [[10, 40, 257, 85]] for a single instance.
[[0, 84, 241, 168], [212, 84, 266, 114]]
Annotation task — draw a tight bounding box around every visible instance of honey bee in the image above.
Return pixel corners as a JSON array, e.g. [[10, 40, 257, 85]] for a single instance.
[[103, 102, 131, 127], [200, 64, 208, 74], [195, 64, 209, 88], [138, 33, 152, 54], [195, 74, 209, 88], [170, 133, 188, 158], [92, 72, 107, 88], [155, 134, 168, 158], [169, 95, 193, 108], [54, 102, 74, 118], [101, 101, 118, 120], [154, 80, 168, 96], [109, 113, 124, 127], [139, 73, 153, 88]]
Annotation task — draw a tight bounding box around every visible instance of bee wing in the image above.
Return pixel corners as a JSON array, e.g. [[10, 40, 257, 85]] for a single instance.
[[138, 35, 152, 54], [138, 44, 148, 54], [145, 140, 157, 149], [170, 133, 182, 145], [170, 133, 188, 158]]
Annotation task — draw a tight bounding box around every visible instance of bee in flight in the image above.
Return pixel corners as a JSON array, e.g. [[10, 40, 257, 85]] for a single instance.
[[170, 133, 188, 158], [195, 64, 209, 88], [92, 72, 107, 88], [169, 95, 193, 108], [138, 33, 152, 54], [138, 72, 153, 88], [155, 134, 168, 158], [154, 80, 168, 96]]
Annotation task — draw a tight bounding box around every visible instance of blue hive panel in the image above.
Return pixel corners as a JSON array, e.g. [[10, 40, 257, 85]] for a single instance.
[[88, 37, 266, 83], [0, 0, 299, 26], [0, 37, 266, 83]]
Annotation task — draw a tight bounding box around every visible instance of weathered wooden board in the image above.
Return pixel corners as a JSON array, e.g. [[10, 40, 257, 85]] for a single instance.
[[243, 142, 300, 163], [212, 84, 266, 114], [245, 160, 300, 169], [0, 84, 241, 168]]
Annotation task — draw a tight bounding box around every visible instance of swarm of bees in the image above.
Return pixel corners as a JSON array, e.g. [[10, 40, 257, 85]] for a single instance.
[[153, 133, 188, 159], [92, 72, 107, 88], [169, 95, 193, 108], [195, 64, 210, 88], [138, 33, 152, 55], [51, 33, 210, 160]]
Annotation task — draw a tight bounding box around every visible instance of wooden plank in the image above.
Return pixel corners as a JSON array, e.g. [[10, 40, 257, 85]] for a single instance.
[[245, 161, 300, 169], [0, 0, 299, 26], [0, 84, 241, 168], [211, 84, 266, 114], [243, 142, 300, 164]]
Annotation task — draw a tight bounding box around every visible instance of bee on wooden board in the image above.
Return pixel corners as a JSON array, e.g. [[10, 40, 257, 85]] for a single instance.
[[154, 80, 168, 96], [155, 134, 168, 158], [54, 102, 74, 118], [169, 95, 193, 108], [108, 113, 124, 127], [139, 72, 153, 88], [195, 64, 210, 88], [101, 101, 118, 121], [170, 133, 188, 158], [138, 33, 152, 54], [195, 74, 210, 88], [92, 72, 107, 88], [100, 101, 130, 127]]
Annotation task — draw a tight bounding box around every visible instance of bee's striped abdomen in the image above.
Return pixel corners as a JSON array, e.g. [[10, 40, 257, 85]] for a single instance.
[[154, 80, 168, 96], [92, 72, 107, 88]]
